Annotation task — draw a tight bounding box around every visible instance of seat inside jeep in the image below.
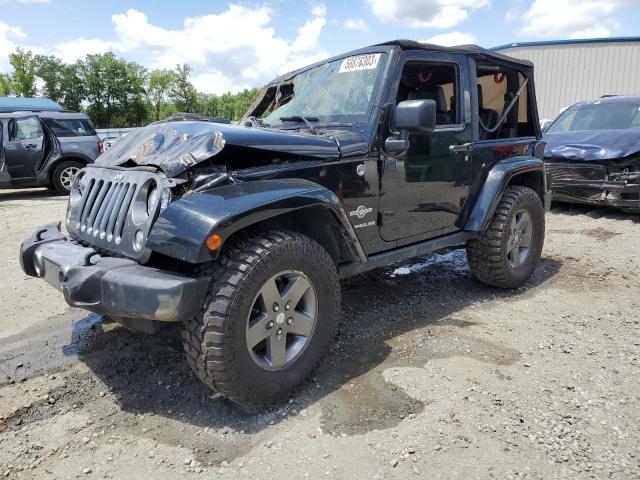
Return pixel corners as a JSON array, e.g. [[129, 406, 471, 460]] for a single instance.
[[396, 63, 457, 126], [394, 61, 536, 140]]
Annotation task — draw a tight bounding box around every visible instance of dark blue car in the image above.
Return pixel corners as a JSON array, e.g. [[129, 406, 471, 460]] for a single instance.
[[543, 95, 640, 212], [0, 98, 103, 194]]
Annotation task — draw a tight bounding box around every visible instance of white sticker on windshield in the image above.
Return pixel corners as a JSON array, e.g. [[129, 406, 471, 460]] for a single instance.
[[339, 54, 381, 73]]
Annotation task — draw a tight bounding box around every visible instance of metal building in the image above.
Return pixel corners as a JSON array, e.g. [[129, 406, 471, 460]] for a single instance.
[[493, 37, 640, 120]]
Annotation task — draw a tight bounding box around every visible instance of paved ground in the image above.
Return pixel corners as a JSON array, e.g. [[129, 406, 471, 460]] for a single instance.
[[1, 188, 639, 479]]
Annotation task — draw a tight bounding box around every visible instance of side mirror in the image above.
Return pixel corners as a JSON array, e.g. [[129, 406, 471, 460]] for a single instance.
[[395, 99, 437, 134]]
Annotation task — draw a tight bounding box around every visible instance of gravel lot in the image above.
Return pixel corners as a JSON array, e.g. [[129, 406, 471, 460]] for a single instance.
[[1, 188, 639, 479]]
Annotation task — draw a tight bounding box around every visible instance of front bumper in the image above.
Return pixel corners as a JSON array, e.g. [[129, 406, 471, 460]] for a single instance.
[[552, 182, 640, 211], [20, 223, 210, 322], [546, 161, 640, 211]]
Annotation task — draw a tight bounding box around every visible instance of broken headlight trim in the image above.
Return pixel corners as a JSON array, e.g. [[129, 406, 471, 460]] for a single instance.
[[147, 185, 172, 215], [77, 171, 88, 195]]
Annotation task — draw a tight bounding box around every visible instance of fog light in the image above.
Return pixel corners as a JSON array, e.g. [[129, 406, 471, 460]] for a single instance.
[[133, 230, 145, 251]]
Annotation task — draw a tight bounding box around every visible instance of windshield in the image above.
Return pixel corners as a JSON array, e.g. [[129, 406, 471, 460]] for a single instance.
[[547, 101, 640, 133], [260, 53, 386, 126]]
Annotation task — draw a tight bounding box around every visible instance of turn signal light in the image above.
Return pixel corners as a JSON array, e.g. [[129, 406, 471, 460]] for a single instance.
[[206, 233, 223, 251]]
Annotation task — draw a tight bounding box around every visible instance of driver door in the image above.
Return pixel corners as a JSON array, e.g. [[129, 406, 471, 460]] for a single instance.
[[379, 52, 472, 242], [3, 116, 46, 180]]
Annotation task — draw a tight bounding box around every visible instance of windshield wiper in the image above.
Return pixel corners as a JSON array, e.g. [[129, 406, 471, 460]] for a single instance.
[[280, 115, 320, 134]]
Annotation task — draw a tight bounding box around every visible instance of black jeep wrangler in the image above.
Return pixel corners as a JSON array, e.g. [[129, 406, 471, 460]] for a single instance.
[[20, 41, 551, 407]]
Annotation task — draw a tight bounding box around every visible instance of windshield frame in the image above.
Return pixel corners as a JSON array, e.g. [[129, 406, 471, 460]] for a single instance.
[[243, 49, 392, 130], [546, 100, 640, 134]]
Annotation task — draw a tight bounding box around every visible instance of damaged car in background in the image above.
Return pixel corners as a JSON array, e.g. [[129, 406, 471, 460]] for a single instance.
[[543, 95, 640, 212]]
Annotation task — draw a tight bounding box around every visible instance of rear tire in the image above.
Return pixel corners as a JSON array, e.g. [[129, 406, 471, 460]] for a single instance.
[[182, 230, 340, 408], [467, 185, 545, 288], [51, 160, 83, 195]]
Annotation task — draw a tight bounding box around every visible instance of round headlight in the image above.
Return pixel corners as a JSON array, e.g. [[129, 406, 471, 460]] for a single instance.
[[147, 186, 171, 215]]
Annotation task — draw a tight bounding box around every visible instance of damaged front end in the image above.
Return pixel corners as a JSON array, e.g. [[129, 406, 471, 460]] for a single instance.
[[544, 124, 640, 212], [545, 156, 640, 212], [19, 117, 345, 326]]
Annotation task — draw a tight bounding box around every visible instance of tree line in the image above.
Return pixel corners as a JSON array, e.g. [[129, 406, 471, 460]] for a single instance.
[[0, 48, 262, 128]]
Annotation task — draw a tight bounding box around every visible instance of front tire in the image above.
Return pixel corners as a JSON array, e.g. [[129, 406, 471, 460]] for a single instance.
[[182, 231, 340, 408], [467, 185, 545, 288], [51, 160, 83, 195]]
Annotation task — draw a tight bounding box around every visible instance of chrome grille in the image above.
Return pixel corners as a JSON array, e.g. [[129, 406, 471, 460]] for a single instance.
[[66, 166, 174, 262], [78, 179, 135, 242]]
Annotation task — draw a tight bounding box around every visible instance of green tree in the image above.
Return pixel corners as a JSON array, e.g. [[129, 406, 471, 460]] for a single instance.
[[195, 88, 261, 121], [146, 69, 175, 121], [170, 64, 197, 112], [58, 63, 84, 111], [9, 48, 37, 97], [0, 73, 12, 96], [78, 52, 148, 128], [34, 55, 84, 110], [34, 54, 65, 102]]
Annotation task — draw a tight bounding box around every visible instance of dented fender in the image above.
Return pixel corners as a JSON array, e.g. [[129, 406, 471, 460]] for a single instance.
[[146, 178, 365, 264]]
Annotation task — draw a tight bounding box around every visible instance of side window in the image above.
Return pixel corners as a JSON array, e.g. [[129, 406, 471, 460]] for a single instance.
[[41, 118, 96, 137], [9, 117, 43, 141], [476, 66, 535, 139], [396, 61, 459, 126], [477, 73, 506, 120]]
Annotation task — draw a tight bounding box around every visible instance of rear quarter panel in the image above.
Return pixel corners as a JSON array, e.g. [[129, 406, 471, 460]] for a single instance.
[[458, 137, 546, 230], [58, 136, 101, 163]]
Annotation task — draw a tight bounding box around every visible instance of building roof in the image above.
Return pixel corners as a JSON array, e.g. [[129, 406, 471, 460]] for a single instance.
[[493, 36, 640, 51], [0, 97, 62, 113]]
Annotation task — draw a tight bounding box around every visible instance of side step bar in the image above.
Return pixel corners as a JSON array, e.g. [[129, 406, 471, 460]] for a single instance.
[[338, 231, 476, 278]]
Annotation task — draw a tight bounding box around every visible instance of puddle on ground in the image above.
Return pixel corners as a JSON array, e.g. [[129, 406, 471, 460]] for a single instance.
[[61, 313, 107, 356], [318, 317, 520, 436]]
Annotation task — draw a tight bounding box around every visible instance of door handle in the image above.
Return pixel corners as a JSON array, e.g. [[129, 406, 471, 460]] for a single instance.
[[449, 143, 472, 153], [25, 143, 37, 149]]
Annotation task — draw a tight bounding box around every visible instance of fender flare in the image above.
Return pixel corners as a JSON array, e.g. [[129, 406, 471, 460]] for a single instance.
[[463, 155, 547, 231], [147, 178, 366, 264]]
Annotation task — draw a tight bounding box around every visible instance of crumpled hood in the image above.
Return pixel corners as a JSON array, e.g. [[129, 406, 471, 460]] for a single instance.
[[543, 130, 640, 161], [95, 121, 341, 177]]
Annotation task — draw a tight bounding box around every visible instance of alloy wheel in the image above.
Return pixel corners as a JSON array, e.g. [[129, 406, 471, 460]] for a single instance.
[[246, 270, 318, 370], [60, 166, 80, 191], [507, 208, 533, 268]]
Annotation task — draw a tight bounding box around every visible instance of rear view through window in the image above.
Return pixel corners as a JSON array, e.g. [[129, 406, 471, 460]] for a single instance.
[[42, 117, 97, 137]]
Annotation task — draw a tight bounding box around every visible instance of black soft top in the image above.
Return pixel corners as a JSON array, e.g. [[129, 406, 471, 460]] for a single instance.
[[270, 39, 533, 85], [377, 40, 534, 69]]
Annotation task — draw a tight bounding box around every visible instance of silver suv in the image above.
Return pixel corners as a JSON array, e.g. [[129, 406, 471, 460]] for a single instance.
[[0, 111, 103, 194]]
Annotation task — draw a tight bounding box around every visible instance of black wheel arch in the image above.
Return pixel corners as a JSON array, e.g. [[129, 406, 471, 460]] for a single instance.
[[462, 155, 548, 232], [147, 178, 366, 266]]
